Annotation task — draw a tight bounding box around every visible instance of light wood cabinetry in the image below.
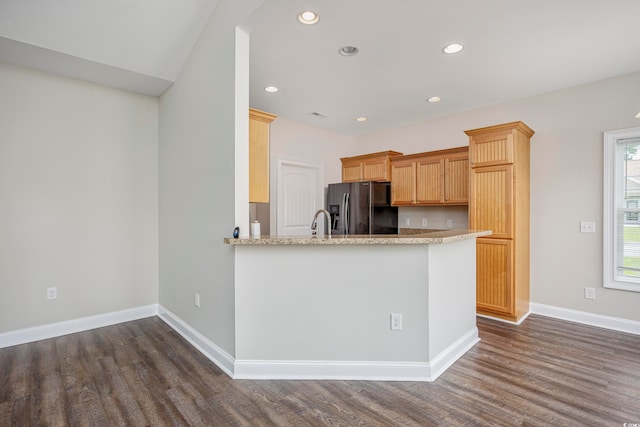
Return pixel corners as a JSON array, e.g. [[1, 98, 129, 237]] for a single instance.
[[475, 238, 514, 315], [389, 159, 415, 204], [469, 165, 513, 239], [466, 121, 534, 323], [390, 147, 469, 206], [341, 151, 403, 182], [249, 108, 276, 203]]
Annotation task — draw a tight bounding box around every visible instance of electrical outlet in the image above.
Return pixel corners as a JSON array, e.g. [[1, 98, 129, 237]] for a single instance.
[[390, 313, 403, 330], [422, 218, 428, 227], [580, 221, 596, 233], [47, 287, 57, 300], [194, 292, 200, 307], [446, 219, 453, 228], [404, 218, 411, 226], [584, 287, 595, 300]]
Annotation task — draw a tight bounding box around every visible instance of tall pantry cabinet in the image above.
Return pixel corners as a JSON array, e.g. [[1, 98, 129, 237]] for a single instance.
[[465, 121, 534, 323]]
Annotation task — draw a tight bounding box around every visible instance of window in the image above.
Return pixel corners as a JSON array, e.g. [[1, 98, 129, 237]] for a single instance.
[[604, 127, 640, 292]]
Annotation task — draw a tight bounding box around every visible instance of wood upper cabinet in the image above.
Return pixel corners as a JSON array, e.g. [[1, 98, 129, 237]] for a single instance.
[[391, 147, 469, 206], [468, 121, 531, 168], [341, 151, 403, 182], [341, 157, 364, 182], [249, 108, 276, 203], [466, 121, 534, 323], [415, 156, 444, 204], [389, 158, 415, 204], [444, 153, 470, 204]]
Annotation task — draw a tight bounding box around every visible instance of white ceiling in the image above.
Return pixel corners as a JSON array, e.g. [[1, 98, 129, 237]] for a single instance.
[[2, 0, 640, 135], [0, 0, 219, 94]]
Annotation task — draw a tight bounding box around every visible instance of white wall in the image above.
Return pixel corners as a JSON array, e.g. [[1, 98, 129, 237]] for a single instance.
[[158, 0, 262, 357], [235, 244, 432, 361], [233, 238, 477, 381], [268, 117, 357, 232], [356, 71, 640, 322], [269, 117, 357, 187], [0, 62, 158, 333]]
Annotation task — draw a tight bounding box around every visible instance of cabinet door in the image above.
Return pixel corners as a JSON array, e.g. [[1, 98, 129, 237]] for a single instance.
[[249, 117, 270, 203], [391, 161, 415, 205], [476, 238, 514, 315], [342, 159, 363, 182], [469, 131, 514, 168], [415, 157, 444, 204], [363, 157, 388, 181], [469, 165, 513, 239], [444, 156, 469, 204]]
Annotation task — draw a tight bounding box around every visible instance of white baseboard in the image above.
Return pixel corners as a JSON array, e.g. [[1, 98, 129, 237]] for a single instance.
[[234, 327, 479, 382], [157, 305, 235, 378], [531, 303, 640, 336], [428, 327, 480, 380], [0, 304, 158, 349], [234, 359, 433, 381]]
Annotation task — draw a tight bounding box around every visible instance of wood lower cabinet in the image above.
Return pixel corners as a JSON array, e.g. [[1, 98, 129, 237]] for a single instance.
[[249, 108, 276, 203], [476, 238, 514, 315], [466, 121, 533, 323], [391, 147, 469, 206], [341, 151, 403, 182]]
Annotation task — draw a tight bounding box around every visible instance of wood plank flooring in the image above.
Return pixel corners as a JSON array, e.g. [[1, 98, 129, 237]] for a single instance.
[[1, 314, 639, 426]]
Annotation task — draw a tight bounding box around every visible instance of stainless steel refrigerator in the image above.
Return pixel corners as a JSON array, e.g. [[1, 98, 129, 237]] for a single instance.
[[327, 181, 398, 235]]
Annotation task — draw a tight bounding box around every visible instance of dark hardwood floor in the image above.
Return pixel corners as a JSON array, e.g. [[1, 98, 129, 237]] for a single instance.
[[1, 314, 639, 426]]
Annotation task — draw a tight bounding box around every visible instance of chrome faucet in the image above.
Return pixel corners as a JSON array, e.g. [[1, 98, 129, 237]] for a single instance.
[[311, 209, 332, 237]]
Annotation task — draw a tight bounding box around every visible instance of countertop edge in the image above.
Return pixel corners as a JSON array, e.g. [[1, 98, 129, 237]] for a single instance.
[[224, 230, 492, 246]]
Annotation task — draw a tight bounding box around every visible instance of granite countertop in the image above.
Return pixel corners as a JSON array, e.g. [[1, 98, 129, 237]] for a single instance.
[[224, 229, 491, 246]]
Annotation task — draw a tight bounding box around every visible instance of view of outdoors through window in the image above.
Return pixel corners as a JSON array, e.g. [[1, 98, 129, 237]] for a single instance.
[[619, 139, 640, 279]]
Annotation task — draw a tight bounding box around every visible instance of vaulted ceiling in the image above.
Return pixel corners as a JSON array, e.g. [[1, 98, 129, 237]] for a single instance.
[[2, 0, 640, 135]]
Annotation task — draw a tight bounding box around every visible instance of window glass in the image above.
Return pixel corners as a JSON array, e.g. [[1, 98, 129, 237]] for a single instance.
[[604, 128, 640, 291]]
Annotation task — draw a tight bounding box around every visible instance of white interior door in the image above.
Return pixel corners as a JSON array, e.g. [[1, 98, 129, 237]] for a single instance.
[[277, 159, 324, 236]]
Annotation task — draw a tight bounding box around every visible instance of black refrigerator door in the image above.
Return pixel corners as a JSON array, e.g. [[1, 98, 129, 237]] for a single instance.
[[350, 182, 372, 234], [327, 181, 397, 235], [370, 182, 398, 234], [327, 183, 350, 235]]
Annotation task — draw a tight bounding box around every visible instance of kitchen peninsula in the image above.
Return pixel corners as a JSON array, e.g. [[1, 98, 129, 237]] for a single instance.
[[225, 229, 490, 381]]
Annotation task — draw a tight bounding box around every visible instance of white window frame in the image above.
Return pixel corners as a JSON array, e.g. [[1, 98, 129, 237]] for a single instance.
[[603, 126, 640, 292]]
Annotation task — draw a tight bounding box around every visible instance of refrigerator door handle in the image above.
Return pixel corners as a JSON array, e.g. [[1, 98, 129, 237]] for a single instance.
[[341, 193, 347, 235], [345, 192, 350, 235]]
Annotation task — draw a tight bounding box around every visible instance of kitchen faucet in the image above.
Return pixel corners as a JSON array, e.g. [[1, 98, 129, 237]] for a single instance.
[[311, 209, 332, 237]]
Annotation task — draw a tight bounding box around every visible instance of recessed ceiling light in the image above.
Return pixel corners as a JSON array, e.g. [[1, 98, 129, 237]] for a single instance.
[[356, 117, 368, 122], [338, 46, 359, 56], [264, 86, 279, 93], [427, 96, 442, 103], [636, 111, 640, 118], [442, 43, 464, 54], [298, 11, 319, 25]]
